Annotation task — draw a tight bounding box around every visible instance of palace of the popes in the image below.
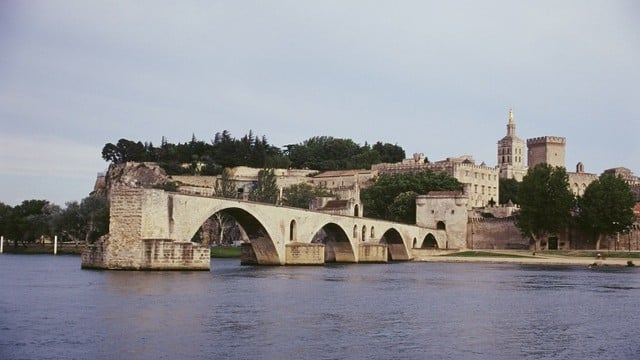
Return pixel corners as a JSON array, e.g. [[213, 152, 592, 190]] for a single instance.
[[82, 110, 640, 270]]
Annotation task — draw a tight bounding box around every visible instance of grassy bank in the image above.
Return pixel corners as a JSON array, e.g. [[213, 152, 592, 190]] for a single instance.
[[211, 246, 242, 258], [1, 244, 83, 255], [441, 251, 534, 258]]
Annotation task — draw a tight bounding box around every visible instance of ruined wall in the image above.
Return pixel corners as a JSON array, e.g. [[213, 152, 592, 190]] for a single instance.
[[468, 218, 528, 250], [81, 188, 210, 270]]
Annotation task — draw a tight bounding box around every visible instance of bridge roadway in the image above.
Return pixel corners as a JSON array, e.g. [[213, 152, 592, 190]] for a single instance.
[[82, 188, 451, 270]]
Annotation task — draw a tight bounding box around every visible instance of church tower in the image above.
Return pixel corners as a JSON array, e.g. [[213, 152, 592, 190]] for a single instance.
[[497, 109, 526, 181]]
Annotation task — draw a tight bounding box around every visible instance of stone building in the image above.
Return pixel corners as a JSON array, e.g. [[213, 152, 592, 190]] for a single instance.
[[372, 155, 499, 209], [527, 136, 566, 169], [415, 191, 469, 249], [567, 162, 598, 196], [497, 109, 527, 181], [310, 169, 377, 202], [603, 167, 640, 186]]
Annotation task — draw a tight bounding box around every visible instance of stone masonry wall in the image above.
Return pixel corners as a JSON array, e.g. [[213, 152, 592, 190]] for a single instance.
[[82, 188, 210, 270], [468, 218, 529, 250]]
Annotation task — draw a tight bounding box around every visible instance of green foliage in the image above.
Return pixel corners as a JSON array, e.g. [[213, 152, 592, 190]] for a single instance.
[[499, 178, 520, 205], [249, 169, 279, 204], [102, 133, 406, 173], [361, 170, 463, 223], [3, 200, 60, 245], [288, 136, 405, 171], [102, 138, 154, 164], [516, 164, 574, 244], [102, 131, 289, 172], [282, 183, 333, 209], [210, 246, 242, 258], [53, 195, 109, 244], [387, 191, 419, 224], [576, 173, 635, 243], [214, 168, 238, 198], [0, 202, 12, 238]]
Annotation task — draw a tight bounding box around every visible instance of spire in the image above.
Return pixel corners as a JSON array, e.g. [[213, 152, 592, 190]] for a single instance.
[[506, 108, 516, 137]]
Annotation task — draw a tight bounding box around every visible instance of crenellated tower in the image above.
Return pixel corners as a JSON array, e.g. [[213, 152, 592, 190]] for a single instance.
[[526, 136, 566, 169], [497, 109, 526, 181]]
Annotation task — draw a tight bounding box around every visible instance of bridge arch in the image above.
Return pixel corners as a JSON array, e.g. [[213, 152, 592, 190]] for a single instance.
[[311, 222, 356, 263], [379, 227, 409, 261], [422, 233, 438, 248], [185, 203, 281, 265]]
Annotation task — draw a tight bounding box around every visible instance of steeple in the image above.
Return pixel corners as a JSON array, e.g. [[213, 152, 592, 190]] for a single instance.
[[506, 108, 516, 137]]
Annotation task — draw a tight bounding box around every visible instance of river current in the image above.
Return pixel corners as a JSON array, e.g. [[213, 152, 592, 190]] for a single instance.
[[1, 254, 639, 359]]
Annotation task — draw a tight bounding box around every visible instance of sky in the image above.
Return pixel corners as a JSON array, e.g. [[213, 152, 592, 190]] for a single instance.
[[0, 1, 638, 206]]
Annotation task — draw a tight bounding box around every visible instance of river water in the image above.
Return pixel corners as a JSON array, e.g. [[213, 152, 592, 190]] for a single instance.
[[0, 255, 639, 359]]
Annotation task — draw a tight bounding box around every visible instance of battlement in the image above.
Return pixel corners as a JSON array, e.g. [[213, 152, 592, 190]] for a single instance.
[[526, 136, 566, 145]]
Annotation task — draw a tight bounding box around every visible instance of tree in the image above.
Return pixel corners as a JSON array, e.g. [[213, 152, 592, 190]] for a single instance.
[[214, 168, 238, 198], [0, 202, 12, 238], [8, 200, 59, 246], [361, 170, 463, 223], [53, 195, 109, 245], [249, 169, 279, 204], [576, 173, 636, 250], [282, 183, 333, 209], [372, 142, 406, 163], [499, 178, 520, 205], [516, 164, 574, 250], [101, 138, 148, 164], [387, 191, 419, 224]]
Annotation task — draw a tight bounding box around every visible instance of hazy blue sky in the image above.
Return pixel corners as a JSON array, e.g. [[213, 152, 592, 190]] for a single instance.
[[1, 1, 638, 206]]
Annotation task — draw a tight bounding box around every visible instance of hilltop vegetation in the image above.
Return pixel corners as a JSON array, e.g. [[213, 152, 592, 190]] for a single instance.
[[101, 131, 406, 174]]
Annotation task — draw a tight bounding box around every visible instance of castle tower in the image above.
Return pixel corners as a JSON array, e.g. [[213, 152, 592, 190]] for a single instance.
[[497, 109, 526, 181], [526, 136, 566, 169]]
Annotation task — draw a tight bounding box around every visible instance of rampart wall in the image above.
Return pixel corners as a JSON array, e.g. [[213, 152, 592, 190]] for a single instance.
[[468, 218, 529, 250]]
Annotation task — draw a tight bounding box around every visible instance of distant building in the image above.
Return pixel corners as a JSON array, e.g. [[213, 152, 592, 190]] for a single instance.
[[372, 155, 499, 209], [567, 162, 598, 197], [526, 136, 566, 169], [497, 109, 527, 181]]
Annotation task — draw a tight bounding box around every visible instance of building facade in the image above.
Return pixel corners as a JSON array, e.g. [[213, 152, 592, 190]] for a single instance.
[[372, 155, 499, 209], [526, 136, 566, 169], [497, 109, 527, 181]]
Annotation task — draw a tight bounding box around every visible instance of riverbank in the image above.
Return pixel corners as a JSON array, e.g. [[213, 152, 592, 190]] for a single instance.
[[1, 243, 83, 255], [412, 249, 638, 267], [2, 245, 637, 267]]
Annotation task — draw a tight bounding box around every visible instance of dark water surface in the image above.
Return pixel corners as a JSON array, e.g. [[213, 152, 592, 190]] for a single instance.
[[1, 254, 639, 359]]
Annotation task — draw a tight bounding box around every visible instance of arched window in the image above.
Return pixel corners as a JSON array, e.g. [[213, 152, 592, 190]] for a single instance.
[[362, 226, 367, 242], [437, 221, 446, 230], [289, 220, 297, 242], [354, 204, 360, 217], [370, 227, 375, 239], [353, 225, 358, 238]]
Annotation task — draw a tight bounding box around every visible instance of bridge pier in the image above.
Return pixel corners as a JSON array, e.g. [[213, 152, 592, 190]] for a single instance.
[[358, 243, 388, 263], [285, 242, 325, 265]]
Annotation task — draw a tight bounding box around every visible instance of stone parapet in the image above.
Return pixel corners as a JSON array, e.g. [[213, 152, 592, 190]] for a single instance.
[[526, 136, 566, 145]]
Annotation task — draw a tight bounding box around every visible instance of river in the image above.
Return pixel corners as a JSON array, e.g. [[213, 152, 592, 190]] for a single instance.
[[0, 254, 639, 359]]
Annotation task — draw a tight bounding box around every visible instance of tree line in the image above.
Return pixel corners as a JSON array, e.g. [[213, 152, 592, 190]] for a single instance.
[[102, 131, 406, 175], [0, 196, 109, 248], [511, 164, 635, 250]]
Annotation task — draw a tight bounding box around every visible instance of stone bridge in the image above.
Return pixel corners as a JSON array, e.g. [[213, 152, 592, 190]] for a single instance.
[[82, 188, 461, 270]]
